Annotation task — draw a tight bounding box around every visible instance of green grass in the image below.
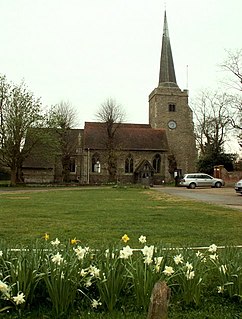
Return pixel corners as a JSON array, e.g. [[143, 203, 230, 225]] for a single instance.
[[0, 186, 241, 247], [1, 186, 242, 318]]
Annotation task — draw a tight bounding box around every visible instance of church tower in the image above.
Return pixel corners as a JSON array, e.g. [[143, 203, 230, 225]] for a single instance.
[[149, 11, 197, 176]]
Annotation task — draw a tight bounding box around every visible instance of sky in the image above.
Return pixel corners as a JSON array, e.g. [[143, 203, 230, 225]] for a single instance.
[[1, 0, 241, 151]]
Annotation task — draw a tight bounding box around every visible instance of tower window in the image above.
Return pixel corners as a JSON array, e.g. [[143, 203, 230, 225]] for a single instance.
[[168, 104, 176, 112], [153, 154, 161, 173], [125, 155, 133, 173]]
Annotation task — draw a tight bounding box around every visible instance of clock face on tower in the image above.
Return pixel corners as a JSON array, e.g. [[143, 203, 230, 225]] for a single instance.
[[168, 120, 177, 129]]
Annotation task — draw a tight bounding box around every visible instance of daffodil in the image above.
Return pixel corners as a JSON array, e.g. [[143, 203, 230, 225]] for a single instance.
[[74, 246, 88, 260], [217, 285, 224, 294], [43, 233, 49, 241], [119, 245, 133, 259], [144, 256, 153, 265], [85, 279, 92, 287], [155, 256, 163, 266], [91, 299, 102, 308], [80, 269, 88, 277], [51, 252, 64, 265], [185, 262, 193, 270], [163, 265, 174, 276], [186, 270, 195, 280], [174, 254, 184, 265], [0, 280, 9, 294], [70, 238, 78, 245], [141, 245, 154, 258], [209, 253, 218, 261], [13, 292, 25, 305], [121, 234, 130, 243], [139, 235, 147, 244], [219, 264, 227, 274], [88, 265, 100, 278], [51, 238, 60, 246], [208, 244, 217, 253]]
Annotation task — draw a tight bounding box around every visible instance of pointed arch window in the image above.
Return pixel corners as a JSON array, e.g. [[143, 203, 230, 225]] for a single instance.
[[168, 104, 176, 112], [92, 153, 101, 173], [153, 154, 161, 173], [125, 154, 133, 173], [69, 157, 76, 173]]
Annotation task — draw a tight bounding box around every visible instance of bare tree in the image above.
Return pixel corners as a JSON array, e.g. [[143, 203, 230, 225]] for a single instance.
[[46, 101, 78, 182], [0, 75, 43, 185], [191, 90, 234, 155], [220, 50, 242, 146], [46, 101, 78, 129], [221, 49, 242, 92], [96, 98, 126, 181]]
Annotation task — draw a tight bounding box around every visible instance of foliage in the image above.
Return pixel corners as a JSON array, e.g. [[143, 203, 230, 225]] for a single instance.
[[0, 75, 45, 186], [191, 90, 234, 156], [95, 247, 128, 312], [95, 98, 126, 182], [197, 151, 236, 174], [1, 238, 242, 318], [45, 101, 79, 182]]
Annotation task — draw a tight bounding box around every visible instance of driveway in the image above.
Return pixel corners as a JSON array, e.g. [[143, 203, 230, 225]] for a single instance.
[[153, 186, 242, 211]]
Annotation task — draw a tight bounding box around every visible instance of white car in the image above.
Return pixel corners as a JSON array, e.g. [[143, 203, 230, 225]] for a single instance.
[[179, 173, 225, 189], [235, 179, 242, 195]]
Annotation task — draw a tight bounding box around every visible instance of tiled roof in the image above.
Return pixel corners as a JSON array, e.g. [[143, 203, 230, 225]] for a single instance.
[[84, 122, 168, 151]]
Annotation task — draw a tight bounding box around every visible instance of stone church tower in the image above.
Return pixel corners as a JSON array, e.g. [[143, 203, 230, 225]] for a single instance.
[[149, 11, 197, 175]]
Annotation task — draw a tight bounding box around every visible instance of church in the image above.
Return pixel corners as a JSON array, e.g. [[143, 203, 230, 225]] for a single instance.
[[22, 12, 197, 185]]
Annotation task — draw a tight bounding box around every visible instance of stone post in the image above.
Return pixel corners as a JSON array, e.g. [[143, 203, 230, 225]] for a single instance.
[[147, 281, 170, 319]]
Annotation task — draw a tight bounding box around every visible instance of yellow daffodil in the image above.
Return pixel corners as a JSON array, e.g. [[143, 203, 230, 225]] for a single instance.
[[43, 233, 49, 241], [71, 238, 78, 245], [121, 234, 130, 243]]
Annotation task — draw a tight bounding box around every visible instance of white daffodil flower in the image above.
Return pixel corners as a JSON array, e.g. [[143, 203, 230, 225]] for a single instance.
[[163, 265, 174, 276], [13, 292, 25, 305]]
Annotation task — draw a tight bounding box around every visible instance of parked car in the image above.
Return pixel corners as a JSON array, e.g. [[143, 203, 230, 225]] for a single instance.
[[179, 173, 225, 189], [235, 179, 242, 195]]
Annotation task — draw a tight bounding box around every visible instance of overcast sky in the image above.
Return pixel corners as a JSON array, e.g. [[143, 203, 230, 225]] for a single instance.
[[1, 0, 241, 145]]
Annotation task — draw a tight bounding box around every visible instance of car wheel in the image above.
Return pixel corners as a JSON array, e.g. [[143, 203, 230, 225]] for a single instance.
[[189, 183, 196, 189], [215, 182, 222, 188]]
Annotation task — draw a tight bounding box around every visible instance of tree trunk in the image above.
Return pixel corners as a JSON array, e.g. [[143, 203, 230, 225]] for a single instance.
[[10, 167, 17, 186], [147, 281, 170, 319]]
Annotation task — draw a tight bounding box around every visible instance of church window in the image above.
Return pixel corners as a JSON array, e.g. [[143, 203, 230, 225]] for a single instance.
[[125, 155, 133, 173], [153, 154, 161, 173], [168, 104, 176, 112], [69, 157, 76, 173], [92, 153, 101, 173]]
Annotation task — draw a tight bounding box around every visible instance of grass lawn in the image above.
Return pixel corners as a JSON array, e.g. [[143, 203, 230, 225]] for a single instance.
[[0, 186, 241, 247], [1, 186, 242, 318]]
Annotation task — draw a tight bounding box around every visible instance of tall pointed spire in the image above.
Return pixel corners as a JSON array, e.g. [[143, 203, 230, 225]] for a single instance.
[[158, 11, 178, 88]]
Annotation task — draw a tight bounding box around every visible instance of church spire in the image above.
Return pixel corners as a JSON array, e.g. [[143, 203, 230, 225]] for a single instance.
[[158, 11, 178, 88]]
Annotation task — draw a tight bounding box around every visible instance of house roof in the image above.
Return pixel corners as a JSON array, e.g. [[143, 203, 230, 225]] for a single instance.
[[84, 122, 169, 151]]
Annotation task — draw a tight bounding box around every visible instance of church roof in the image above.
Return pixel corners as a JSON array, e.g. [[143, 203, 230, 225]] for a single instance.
[[22, 128, 83, 169], [84, 122, 169, 151], [158, 11, 178, 88]]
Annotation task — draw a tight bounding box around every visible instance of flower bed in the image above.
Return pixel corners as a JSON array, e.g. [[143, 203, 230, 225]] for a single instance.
[[0, 234, 242, 318]]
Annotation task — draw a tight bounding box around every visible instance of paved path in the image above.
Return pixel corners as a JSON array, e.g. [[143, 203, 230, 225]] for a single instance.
[[153, 186, 242, 211]]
